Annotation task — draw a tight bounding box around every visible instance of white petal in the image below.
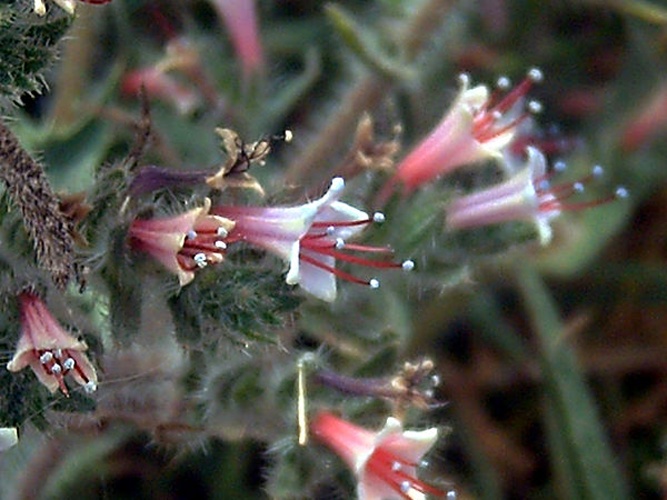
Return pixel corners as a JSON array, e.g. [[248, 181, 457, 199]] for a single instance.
[[284, 242, 302, 285], [0, 428, 18, 452], [296, 255, 337, 302]]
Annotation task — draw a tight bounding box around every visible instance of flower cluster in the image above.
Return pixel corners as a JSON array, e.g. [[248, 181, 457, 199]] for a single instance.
[[378, 69, 626, 244], [130, 178, 413, 302]]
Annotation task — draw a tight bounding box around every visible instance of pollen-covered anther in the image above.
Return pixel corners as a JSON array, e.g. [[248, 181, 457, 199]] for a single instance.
[[528, 100, 543, 114], [402, 259, 415, 271], [193, 253, 208, 268], [528, 67, 544, 83], [615, 186, 629, 199], [496, 76, 511, 90], [369, 279, 380, 289]]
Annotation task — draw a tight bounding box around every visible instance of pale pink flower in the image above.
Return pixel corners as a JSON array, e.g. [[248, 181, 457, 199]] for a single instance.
[[311, 411, 445, 500], [122, 67, 200, 115], [129, 199, 235, 286], [211, 0, 265, 79], [446, 147, 628, 245], [7, 293, 98, 396], [213, 178, 413, 302], [380, 69, 543, 202]]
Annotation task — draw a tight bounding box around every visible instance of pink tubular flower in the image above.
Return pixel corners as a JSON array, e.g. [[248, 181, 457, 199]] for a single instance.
[[380, 69, 543, 201], [311, 411, 445, 500], [129, 199, 235, 286], [446, 147, 628, 245], [7, 293, 98, 396], [212, 178, 413, 302], [211, 0, 264, 79]]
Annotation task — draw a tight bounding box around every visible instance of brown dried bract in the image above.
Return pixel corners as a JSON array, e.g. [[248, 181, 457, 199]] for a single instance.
[[206, 127, 291, 195], [335, 113, 401, 179]]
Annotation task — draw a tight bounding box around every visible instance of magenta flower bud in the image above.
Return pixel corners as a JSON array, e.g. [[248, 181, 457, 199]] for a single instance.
[[7, 293, 98, 396]]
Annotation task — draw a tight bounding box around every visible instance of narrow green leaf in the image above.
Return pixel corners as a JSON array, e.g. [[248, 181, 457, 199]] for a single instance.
[[517, 266, 629, 500], [325, 3, 414, 81]]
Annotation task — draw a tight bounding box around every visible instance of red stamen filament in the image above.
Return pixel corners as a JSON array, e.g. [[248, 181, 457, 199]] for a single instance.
[[302, 244, 403, 270], [366, 448, 446, 498], [298, 252, 372, 286], [539, 195, 618, 213], [311, 218, 374, 229], [472, 73, 540, 144], [35, 348, 92, 396]]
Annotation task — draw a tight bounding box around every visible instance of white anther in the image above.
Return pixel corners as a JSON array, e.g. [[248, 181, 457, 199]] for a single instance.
[[554, 160, 567, 172], [424, 389, 434, 398], [84, 381, 97, 393], [400, 481, 412, 494], [186, 229, 198, 240], [592, 165, 604, 177], [496, 76, 511, 89], [447, 491, 457, 500], [54, 349, 63, 359], [284, 129, 293, 142], [335, 238, 345, 250], [63, 358, 75, 370], [431, 374, 441, 387], [194, 253, 208, 268], [402, 260, 415, 271], [373, 212, 385, 223], [528, 67, 544, 82], [369, 279, 380, 289], [573, 182, 585, 193], [492, 110, 503, 120], [528, 100, 543, 114], [216, 227, 228, 238], [420, 459, 430, 468], [214, 241, 227, 250], [326, 226, 336, 236], [615, 186, 629, 198], [392, 461, 402, 472], [537, 179, 551, 191], [51, 363, 62, 374], [457, 73, 470, 87], [40, 352, 53, 364]]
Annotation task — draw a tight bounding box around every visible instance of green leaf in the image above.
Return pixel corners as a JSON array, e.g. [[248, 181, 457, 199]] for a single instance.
[[517, 266, 629, 500], [325, 3, 414, 81]]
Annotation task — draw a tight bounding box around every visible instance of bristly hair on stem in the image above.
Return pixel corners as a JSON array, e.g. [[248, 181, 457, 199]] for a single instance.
[[0, 120, 76, 288]]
